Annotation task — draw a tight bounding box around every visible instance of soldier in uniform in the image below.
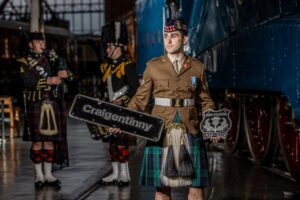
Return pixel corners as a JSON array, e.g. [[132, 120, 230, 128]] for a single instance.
[[17, 32, 73, 189], [98, 21, 139, 186], [110, 18, 219, 200]]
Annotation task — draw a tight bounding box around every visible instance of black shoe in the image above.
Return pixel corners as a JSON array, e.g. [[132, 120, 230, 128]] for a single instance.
[[35, 181, 44, 189], [117, 180, 130, 186], [45, 179, 61, 189], [99, 179, 118, 185]]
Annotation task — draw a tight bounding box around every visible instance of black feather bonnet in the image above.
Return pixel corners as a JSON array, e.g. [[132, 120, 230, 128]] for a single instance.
[[101, 21, 128, 46]]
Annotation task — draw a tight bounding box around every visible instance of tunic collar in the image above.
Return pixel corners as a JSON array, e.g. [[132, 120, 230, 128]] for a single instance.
[[167, 53, 185, 65]]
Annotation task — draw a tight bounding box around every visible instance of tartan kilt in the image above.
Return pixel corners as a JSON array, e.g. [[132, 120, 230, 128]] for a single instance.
[[139, 133, 210, 187], [23, 99, 66, 141], [23, 98, 69, 169]]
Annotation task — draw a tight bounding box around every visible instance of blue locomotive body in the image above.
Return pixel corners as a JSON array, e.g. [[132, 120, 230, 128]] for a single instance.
[[136, 0, 165, 75], [205, 19, 300, 118], [135, 0, 300, 180]]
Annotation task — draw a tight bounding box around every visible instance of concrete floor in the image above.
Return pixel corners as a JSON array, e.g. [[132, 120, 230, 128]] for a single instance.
[[0, 118, 111, 200], [1, 117, 300, 200]]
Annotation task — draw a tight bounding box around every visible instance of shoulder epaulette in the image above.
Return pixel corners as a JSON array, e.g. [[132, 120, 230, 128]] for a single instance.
[[100, 63, 108, 73], [190, 57, 202, 64], [16, 57, 28, 65], [147, 56, 161, 64]]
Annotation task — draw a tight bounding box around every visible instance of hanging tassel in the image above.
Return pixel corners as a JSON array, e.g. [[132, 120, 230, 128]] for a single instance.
[[178, 135, 195, 177], [163, 132, 178, 177], [164, 144, 178, 177]]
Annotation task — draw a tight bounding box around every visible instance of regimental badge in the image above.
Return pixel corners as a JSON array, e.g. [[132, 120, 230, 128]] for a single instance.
[[175, 20, 182, 29], [199, 108, 232, 140]]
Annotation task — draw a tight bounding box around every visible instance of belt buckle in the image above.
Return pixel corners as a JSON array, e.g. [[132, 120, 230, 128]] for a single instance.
[[174, 98, 181, 107]]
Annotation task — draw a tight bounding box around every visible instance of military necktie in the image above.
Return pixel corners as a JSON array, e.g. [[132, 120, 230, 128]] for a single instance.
[[173, 60, 179, 74]]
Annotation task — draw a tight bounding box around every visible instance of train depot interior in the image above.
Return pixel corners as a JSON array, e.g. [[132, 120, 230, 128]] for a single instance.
[[0, 0, 300, 199]]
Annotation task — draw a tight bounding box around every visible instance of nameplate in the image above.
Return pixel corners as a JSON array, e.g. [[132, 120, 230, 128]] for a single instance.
[[69, 94, 164, 142]]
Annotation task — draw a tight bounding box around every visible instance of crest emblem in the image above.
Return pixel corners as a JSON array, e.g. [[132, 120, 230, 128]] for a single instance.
[[200, 108, 232, 140]]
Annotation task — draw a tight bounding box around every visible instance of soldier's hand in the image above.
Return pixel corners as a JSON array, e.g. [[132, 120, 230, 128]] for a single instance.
[[112, 98, 123, 106], [210, 136, 221, 143], [58, 70, 68, 78], [108, 127, 122, 134], [47, 76, 62, 85]]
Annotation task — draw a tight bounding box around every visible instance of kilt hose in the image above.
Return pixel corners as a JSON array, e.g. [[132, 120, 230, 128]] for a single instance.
[[139, 132, 210, 187]]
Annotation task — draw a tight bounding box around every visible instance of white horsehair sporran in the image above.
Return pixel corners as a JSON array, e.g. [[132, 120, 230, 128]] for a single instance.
[[161, 123, 193, 187]]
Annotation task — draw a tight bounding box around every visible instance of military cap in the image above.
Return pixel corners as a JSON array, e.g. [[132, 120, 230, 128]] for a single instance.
[[29, 32, 45, 41], [101, 21, 128, 46], [164, 18, 187, 35]]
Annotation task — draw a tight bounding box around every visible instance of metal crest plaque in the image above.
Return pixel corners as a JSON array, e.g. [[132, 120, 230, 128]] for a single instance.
[[69, 94, 164, 142], [200, 108, 232, 140]]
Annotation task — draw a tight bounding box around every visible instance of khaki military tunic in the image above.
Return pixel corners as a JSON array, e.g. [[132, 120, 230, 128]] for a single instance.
[[128, 55, 214, 135]]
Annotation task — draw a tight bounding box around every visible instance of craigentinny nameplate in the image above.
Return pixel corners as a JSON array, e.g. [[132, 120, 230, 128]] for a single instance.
[[199, 108, 232, 140], [69, 94, 164, 142]]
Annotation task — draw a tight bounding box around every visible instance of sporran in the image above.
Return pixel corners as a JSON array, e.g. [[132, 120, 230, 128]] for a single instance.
[[161, 123, 193, 187], [39, 101, 58, 136]]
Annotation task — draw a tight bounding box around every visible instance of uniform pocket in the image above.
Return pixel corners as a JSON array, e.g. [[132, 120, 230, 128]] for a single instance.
[[153, 79, 169, 90]]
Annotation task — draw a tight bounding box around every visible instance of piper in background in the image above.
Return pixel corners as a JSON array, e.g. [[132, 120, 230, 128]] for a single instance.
[[17, 32, 73, 189]]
